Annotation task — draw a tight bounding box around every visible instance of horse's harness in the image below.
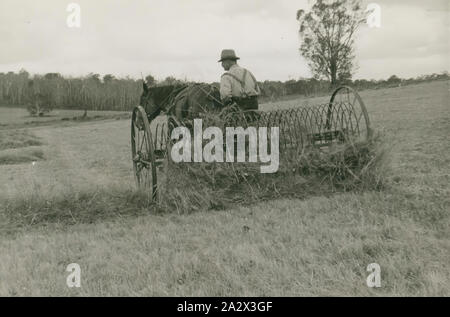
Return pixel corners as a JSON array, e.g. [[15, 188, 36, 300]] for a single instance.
[[196, 84, 224, 107], [144, 84, 230, 119], [167, 84, 224, 115]]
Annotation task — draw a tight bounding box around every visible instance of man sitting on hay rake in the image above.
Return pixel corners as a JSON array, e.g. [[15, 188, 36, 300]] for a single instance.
[[132, 49, 372, 194], [218, 49, 261, 122]]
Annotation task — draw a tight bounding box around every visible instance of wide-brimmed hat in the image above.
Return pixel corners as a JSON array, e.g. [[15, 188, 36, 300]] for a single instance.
[[218, 49, 240, 62]]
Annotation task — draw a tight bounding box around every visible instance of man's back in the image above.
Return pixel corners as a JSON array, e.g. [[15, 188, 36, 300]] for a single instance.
[[220, 64, 260, 101]]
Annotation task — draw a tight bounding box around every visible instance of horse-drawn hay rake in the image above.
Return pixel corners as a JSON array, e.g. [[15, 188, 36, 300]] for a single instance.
[[131, 86, 371, 200]]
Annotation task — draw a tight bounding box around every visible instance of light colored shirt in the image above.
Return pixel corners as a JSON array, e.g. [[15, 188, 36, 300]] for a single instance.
[[220, 64, 261, 100]]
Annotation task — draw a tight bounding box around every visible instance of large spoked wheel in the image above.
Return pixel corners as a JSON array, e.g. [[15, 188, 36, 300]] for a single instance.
[[151, 116, 178, 191], [328, 86, 372, 142], [131, 106, 158, 200]]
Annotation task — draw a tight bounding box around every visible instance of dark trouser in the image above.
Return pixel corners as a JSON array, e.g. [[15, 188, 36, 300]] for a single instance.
[[232, 96, 258, 110], [232, 96, 260, 123]]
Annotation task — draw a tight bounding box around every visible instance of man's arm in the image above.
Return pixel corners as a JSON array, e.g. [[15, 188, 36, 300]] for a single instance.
[[248, 71, 261, 96]]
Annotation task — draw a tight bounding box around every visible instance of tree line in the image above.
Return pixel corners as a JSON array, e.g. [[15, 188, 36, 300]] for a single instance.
[[0, 69, 448, 113]]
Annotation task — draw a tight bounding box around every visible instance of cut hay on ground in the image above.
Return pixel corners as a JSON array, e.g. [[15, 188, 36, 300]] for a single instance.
[[157, 132, 389, 214]]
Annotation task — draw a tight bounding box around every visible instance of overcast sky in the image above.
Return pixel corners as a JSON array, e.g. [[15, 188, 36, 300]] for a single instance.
[[0, 0, 448, 82]]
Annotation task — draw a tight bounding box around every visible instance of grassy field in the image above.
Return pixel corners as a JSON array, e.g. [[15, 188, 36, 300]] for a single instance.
[[0, 81, 448, 296]]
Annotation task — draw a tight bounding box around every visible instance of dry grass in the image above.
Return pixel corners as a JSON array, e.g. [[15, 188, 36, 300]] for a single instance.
[[0, 107, 130, 130], [0, 148, 45, 165], [0, 129, 44, 150], [0, 129, 45, 164], [0, 186, 150, 234], [0, 189, 447, 296], [0, 80, 448, 296]]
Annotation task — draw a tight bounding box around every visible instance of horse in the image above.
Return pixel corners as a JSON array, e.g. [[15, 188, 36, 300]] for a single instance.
[[139, 82, 224, 123]]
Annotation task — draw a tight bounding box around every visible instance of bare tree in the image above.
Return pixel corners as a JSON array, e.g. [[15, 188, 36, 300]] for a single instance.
[[296, 0, 367, 86]]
